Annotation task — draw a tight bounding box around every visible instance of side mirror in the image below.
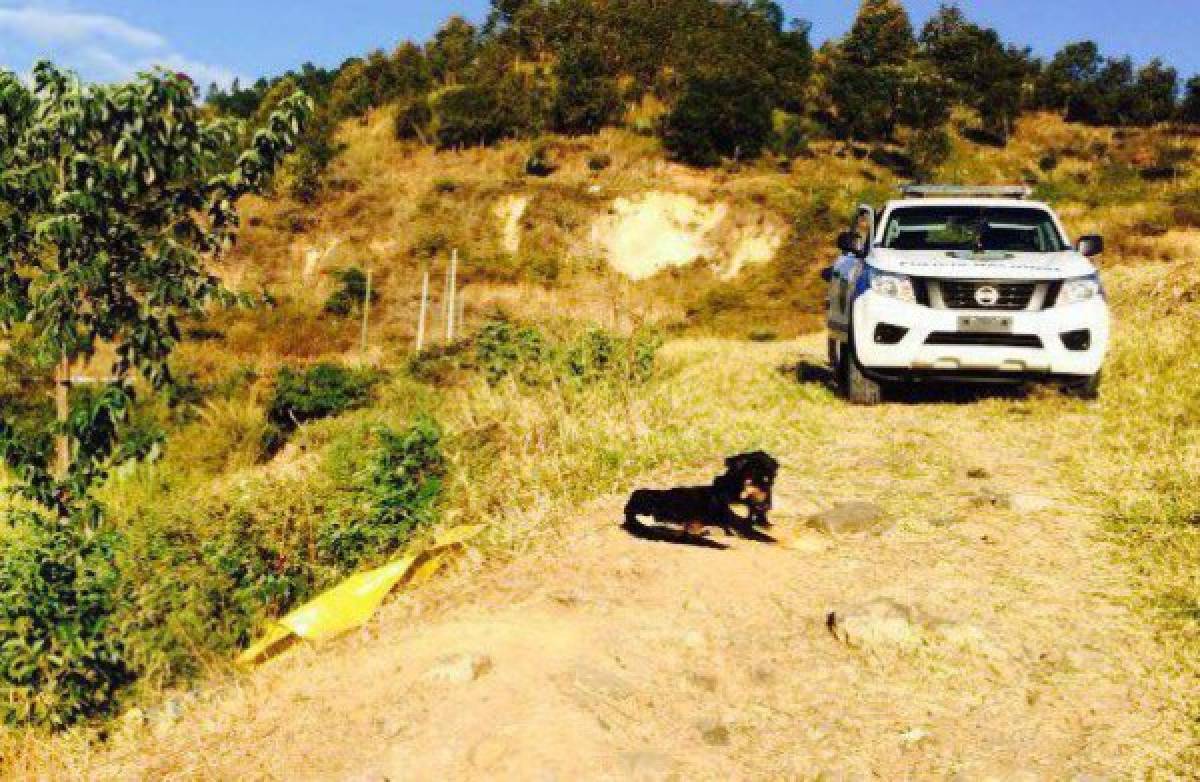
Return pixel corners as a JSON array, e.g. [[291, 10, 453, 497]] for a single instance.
[[837, 231, 863, 256], [820, 266, 834, 283], [1077, 235, 1104, 257]]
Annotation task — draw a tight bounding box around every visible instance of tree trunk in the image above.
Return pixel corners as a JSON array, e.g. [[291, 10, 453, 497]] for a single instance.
[[54, 356, 70, 479]]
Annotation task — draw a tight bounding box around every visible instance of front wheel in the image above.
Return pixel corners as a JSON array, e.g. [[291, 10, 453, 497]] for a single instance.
[[1062, 372, 1102, 401], [839, 341, 884, 405]]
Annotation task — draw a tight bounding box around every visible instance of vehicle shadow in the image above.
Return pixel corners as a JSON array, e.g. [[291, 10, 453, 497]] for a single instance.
[[783, 356, 1036, 406]]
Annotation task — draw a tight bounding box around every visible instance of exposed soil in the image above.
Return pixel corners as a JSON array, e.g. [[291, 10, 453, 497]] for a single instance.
[[78, 337, 1191, 780]]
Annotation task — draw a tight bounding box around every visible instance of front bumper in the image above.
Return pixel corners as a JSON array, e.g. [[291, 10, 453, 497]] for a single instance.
[[852, 292, 1110, 380]]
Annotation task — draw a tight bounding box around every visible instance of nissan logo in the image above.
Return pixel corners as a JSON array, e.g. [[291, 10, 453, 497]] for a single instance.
[[974, 285, 1001, 307]]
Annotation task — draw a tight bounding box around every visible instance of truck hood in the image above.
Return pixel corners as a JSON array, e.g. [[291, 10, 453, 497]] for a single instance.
[[867, 248, 1096, 280]]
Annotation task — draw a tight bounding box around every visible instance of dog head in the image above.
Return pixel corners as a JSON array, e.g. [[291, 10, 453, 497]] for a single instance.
[[723, 451, 779, 508]]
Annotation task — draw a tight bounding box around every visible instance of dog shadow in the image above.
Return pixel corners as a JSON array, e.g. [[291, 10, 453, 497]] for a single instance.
[[620, 519, 778, 549]]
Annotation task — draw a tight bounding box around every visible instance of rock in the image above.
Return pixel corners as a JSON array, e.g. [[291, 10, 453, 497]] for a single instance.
[[697, 717, 731, 746], [826, 598, 925, 650], [899, 727, 931, 747], [807, 502, 891, 536], [972, 490, 1013, 510], [570, 664, 633, 700], [779, 531, 833, 553], [617, 750, 674, 780], [423, 653, 493, 684], [687, 670, 719, 692], [1011, 493, 1055, 514], [967, 467, 992, 480]]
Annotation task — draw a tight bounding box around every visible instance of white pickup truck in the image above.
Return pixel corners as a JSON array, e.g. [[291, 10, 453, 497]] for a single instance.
[[824, 186, 1110, 404]]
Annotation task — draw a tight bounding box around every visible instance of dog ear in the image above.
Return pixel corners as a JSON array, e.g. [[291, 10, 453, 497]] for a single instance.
[[725, 454, 748, 472]]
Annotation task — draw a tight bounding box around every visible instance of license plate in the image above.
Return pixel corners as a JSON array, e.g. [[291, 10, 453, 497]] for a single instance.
[[958, 315, 1013, 334]]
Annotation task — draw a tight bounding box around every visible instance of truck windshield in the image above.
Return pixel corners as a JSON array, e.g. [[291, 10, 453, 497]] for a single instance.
[[880, 207, 1068, 253]]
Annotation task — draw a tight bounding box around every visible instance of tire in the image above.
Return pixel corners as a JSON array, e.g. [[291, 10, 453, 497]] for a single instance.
[[839, 340, 884, 405], [1062, 371, 1102, 401]]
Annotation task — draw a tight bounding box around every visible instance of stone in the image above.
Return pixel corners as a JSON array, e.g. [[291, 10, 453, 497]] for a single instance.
[[967, 467, 992, 480], [1011, 493, 1055, 514], [423, 653, 493, 684], [570, 664, 633, 700], [697, 718, 731, 746], [972, 490, 1013, 510], [617, 750, 674, 780], [687, 671, 719, 692], [826, 598, 924, 650], [806, 502, 891, 536]]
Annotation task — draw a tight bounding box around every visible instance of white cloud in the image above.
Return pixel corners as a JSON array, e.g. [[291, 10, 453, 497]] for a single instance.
[[0, 4, 241, 88], [0, 7, 165, 49]]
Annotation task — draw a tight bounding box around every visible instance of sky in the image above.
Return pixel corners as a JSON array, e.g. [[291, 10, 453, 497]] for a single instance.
[[1, 1, 1197, 90]]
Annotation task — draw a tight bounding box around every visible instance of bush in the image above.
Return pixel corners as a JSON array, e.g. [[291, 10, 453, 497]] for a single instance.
[[0, 514, 133, 727], [587, 153, 613, 172], [551, 43, 622, 135], [662, 72, 773, 167], [433, 85, 506, 148], [317, 418, 445, 569], [475, 319, 550, 386], [524, 142, 558, 177], [265, 364, 379, 451], [393, 95, 432, 142], [769, 111, 809, 159], [907, 127, 952, 182], [323, 267, 378, 317]]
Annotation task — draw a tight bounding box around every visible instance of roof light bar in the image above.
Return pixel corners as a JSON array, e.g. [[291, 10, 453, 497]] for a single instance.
[[900, 185, 1033, 199]]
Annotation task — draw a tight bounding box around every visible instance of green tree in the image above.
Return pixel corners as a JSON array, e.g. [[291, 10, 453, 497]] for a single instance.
[[1035, 41, 1102, 117], [1181, 76, 1200, 124], [662, 71, 773, 166], [842, 0, 916, 68], [427, 16, 480, 85], [552, 41, 622, 134], [920, 4, 1030, 140], [1134, 59, 1179, 125], [0, 63, 308, 725]]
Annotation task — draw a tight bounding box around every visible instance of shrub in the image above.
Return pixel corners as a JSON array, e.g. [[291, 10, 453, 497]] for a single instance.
[[323, 267, 378, 317], [587, 153, 613, 172], [551, 43, 622, 135], [769, 111, 809, 159], [393, 95, 432, 142], [0, 513, 133, 727], [662, 72, 773, 167], [525, 143, 559, 178], [433, 85, 502, 148], [317, 418, 445, 569], [907, 127, 952, 182], [265, 364, 379, 450], [475, 319, 550, 386]]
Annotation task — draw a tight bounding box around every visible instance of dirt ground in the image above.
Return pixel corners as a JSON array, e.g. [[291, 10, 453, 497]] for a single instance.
[[73, 337, 1193, 781]]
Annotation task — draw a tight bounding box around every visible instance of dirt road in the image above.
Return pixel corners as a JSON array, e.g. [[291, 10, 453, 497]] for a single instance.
[[83, 338, 1191, 780]]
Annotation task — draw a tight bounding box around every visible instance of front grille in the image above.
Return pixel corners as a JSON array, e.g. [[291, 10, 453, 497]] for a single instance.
[[937, 280, 1037, 311], [926, 332, 1044, 349]]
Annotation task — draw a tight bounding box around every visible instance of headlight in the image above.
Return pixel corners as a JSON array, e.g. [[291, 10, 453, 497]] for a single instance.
[[867, 268, 917, 304], [1061, 274, 1104, 305]]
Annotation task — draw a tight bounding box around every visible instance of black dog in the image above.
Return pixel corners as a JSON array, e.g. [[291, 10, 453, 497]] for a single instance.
[[623, 451, 780, 542]]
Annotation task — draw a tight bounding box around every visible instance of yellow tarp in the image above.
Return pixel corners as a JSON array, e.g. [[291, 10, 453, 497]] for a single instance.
[[237, 524, 486, 666]]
